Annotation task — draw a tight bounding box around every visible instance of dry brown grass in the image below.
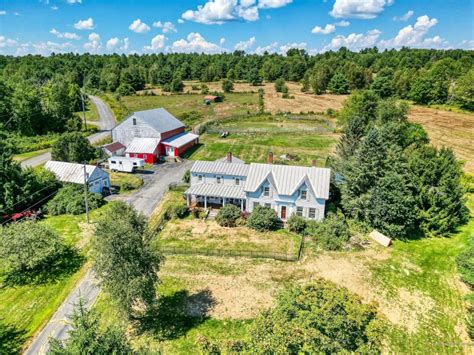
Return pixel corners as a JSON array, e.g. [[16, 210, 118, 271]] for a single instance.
[[407, 106, 474, 173]]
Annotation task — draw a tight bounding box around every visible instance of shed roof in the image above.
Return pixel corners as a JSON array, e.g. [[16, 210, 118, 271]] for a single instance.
[[45, 161, 107, 185], [162, 132, 199, 148], [215, 156, 245, 164], [103, 141, 125, 153], [204, 95, 219, 100], [185, 183, 246, 199], [190, 160, 250, 177], [125, 137, 160, 154], [244, 163, 331, 199], [130, 108, 184, 133]]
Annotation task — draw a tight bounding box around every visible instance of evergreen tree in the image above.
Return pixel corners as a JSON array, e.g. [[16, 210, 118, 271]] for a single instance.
[[327, 72, 350, 94]]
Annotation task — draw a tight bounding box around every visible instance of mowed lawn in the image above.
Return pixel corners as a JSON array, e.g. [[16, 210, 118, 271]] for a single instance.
[[187, 115, 338, 167], [156, 219, 301, 255], [0, 208, 105, 353], [121, 92, 259, 127]]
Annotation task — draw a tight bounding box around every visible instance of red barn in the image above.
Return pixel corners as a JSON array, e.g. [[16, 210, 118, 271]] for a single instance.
[[111, 108, 199, 163]]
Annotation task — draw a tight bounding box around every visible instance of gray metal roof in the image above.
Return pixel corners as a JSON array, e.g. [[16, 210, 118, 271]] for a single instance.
[[162, 132, 199, 148], [215, 156, 246, 164], [125, 137, 160, 154], [244, 163, 331, 199], [185, 183, 246, 199], [190, 160, 250, 177], [45, 161, 108, 185], [131, 108, 184, 133]]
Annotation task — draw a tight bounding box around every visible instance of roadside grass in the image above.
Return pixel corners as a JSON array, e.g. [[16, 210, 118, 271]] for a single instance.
[[148, 190, 186, 231], [109, 171, 143, 193], [74, 98, 99, 122], [13, 149, 50, 162], [100, 93, 131, 122], [0, 206, 109, 353], [369, 194, 474, 352], [156, 219, 300, 255]]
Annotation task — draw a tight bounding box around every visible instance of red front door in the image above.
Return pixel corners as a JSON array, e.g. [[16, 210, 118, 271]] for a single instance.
[[280, 206, 287, 219]]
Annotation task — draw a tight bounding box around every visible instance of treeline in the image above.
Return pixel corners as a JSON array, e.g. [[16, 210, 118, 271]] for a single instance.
[[1, 47, 473, 111]]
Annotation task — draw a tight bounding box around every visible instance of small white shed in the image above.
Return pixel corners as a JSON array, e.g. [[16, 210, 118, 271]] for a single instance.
[[45, 160, 111, 194]]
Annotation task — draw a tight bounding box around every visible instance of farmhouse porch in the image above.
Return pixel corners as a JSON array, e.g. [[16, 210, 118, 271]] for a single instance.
[[184, 183, 247, 211]]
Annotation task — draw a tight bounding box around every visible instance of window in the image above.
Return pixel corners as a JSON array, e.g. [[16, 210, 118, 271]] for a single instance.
[[235, 178, 240, 185], [264, 186, 270, 197], [300, 190, 307, 200], [133, 162, 137, 166], [132, 118, 136, 125], [143, 154, 147, 160], [111, 160, 116, 164], [217, 176, 222, 184], [296, 207, 303, 216], [253, 202, 260, 209], [198, 175, 203, 182], [309, 208, 316, 219], [265, 203, 271, 208]]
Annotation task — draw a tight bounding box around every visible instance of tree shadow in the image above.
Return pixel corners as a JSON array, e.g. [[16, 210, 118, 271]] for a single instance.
[[1, 247, 84, 287], [0, 321, 26, 355], [137, 288, 216, 341], [181, 143, 204, 159]]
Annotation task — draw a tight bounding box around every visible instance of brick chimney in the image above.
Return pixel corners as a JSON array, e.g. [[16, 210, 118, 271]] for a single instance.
[[268, 151, 273, 164], [227, 151, 232, 163], [311, 159, 317, 167]]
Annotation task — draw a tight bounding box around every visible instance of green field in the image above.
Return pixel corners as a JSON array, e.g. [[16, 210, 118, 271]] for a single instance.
[[0, 207, 107, 354], [187, 115, 338, 167], [74, 98, 99, 122], [13, 149, 50, 162]]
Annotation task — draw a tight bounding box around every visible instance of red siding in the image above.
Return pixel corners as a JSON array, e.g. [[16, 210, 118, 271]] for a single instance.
[[175, 139, 198, 156], [160, 127, 185, 140]]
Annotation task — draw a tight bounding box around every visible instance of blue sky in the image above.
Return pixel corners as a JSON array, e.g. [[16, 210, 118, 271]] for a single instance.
[[0, 0, 472, 56]]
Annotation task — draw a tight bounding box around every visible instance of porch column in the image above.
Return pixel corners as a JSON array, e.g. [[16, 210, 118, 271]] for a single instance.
[[240, 199, 244, 211], [186, 194, 190, 207], [223, 197, 226, 206], [204, 196, 207, 209]]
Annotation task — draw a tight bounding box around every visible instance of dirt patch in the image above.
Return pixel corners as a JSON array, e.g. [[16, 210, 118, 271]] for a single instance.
[[407, 106, 474, 173], [77, 222, 95, 250]]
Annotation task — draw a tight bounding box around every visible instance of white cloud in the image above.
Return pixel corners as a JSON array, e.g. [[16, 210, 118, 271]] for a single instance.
[[312, 24, 336, 35], [14, 11, 20, 15], [122, 38, 130, 51], [330, 0, 393, 19], [74, 17, 94, 30], [84, 32, 101, 52], [129, 19, 150, 33], [50, 28, 81, 40], [279, 42, 306, 54], [180, 0, 292, 25], [379, 15, 441, 48], [153, 21, 177, 33], [257, 0, 292, 9], [461, 39, 474, 50], [234, 36, 256, 50], [32, 41, 75, 55], [322, 29, 381, 51], [144, 34, 166, 52], [177, 18, 185, 24], [51, 6, 59, 10], [219, 37, 226, 45], [0, 36, 17, 48], [393, 10, 414, 21], [0, 10, 6, 15], [254, 41, 278, 54], [335, 20, 350, 27], [170, 32, 223, 53], [66, 0, 82, 3], [106, 37, 119, 51]]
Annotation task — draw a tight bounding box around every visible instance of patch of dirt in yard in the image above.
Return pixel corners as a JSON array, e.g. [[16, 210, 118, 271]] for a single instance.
[[408, 106, 474, 173], [77, 222, 95, 250]]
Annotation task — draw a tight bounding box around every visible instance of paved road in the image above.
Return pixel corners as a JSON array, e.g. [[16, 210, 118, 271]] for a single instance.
[[21, 96, 115, 169], [114, 160, 194, 217]]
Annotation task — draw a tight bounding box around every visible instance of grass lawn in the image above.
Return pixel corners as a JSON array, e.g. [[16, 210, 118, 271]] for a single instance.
[[13, 149, 50, 162], [156, 219, 301, 255], [74, 98, 99, 122], [109, 171, 143, 193], [120, 92, 259, 127], [0, 206, 108, 353]]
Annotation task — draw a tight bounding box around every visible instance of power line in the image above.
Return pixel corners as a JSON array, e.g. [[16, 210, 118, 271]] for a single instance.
[[2, 183, 59, 211]]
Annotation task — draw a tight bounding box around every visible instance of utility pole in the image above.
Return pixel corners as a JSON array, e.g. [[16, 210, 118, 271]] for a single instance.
[[83, 165, 90, 224], [81, 92, 88, 131]]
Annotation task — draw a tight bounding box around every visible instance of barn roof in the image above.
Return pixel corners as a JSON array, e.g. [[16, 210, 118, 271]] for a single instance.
[[185, 183, 246, 199], [190, 160, 250, 177], [103, 141, 125, 153], [244, 163, 331, 199], [162, 132, 199, 148], [130, 108, 184, 133], [125, 137, 160, 154], [45, 161, 107, 184]]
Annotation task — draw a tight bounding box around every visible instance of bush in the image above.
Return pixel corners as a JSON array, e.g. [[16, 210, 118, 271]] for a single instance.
[[51, 131, 97, 163], [457, 244, 474, 288], [247, 205, 279, 231], [222, 79, 234, 93], [46, 184, 104, 215], [0, 221, 66, 277], [216, 204, 241, 227], [166, 204, 189, 219], [287, 214, 307, 234], [182, 169, 190, 184], [116, 83, 135, 96], [275, 78, 286, 93], [306, 212, 350, 251]]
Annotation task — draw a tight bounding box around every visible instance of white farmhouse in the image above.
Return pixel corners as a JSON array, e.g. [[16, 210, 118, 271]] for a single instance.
[[45, 161, 111, 194], [185, 153, 331, 221]]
